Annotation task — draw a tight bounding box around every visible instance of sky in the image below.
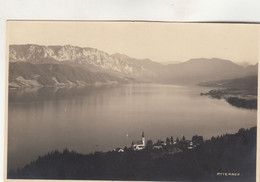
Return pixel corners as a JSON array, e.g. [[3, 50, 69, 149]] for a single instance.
[[7, 21, 260, 64]]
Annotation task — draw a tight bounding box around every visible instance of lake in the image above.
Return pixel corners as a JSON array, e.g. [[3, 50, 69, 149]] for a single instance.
[[7, 83, 257, 171]]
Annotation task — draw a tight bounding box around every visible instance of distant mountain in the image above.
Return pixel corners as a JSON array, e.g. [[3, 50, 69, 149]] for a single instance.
[[112, 53, 165, 77], [9, 44, 155, 79], [200, 75, 258, 92], [9, 44, 258, 87], [236, 61, 254, 67], [9, 62, 129, 88], [160, 58, 258, 84], [245, 63, 258, 75], [111, 53, 130, 60], [161, 61, 182, 65]]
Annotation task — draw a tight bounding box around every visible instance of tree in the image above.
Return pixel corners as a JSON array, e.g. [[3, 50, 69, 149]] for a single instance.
[[176, 137, 179, 143], [238, 128, 246, 134], [182, 136, 186, 141], [171, 136, 174, 144], [192, 135, 204, 145], [166, 137, 170, 145], [146, 140, 153, 149]]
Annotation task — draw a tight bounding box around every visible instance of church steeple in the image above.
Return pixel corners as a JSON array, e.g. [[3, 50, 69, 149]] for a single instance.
[[142, 131, 145, 146]]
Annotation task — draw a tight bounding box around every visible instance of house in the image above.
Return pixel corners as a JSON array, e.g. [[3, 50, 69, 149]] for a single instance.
[[113, 147, 124, 152], [188, 141, 196, 149], [152, 145, 163, 150], [162, 142, 167, 146], [152, 140, 164, 150], [132, 132, 145, 151], [118, 148, 124, 152]]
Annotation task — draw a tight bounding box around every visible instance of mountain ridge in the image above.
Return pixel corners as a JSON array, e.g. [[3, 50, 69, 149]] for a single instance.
[[9, 62, 131, 88], [161, 57, 257, 84], [9, 44, 258, 86], [9, 44, 156, 79]]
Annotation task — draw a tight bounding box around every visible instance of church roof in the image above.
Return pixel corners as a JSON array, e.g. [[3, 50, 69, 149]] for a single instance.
[[132, 140, 143, 145]]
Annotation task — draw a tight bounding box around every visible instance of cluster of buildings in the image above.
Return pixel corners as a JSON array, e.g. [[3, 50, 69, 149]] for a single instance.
[[131, 132, 197, 151], [114, 132, 199, 153]]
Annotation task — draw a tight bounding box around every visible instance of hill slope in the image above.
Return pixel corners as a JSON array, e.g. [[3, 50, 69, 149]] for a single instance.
[[200, 75, 258, 110], [8, 127, 256, 181], [9, 62, 128, 88], [161, 58, 257, 84]]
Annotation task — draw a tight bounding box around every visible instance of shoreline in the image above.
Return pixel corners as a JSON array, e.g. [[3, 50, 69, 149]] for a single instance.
[[8, 126, 257, 181], [201, 89, 257, 110]]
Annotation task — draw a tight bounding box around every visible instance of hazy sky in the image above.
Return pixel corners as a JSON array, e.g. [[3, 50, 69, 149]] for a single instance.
[[7, 21, 259, 64]]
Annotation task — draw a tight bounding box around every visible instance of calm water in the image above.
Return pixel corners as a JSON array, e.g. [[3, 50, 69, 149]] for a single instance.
[[8, 84, 257, 170]]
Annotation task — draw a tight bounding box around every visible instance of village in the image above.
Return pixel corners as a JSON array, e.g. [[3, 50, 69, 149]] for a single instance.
[[113, 132, 204, 154]]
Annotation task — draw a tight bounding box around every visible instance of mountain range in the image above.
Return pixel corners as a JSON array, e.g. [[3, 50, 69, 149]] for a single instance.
[[9, 44, 258, 88]]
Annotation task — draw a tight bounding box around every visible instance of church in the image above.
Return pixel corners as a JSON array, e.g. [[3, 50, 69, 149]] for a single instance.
[[132, 132, 145, 151]]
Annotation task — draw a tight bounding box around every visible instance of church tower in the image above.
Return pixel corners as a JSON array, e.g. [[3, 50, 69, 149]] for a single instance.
[[142, 131, 145, 146]]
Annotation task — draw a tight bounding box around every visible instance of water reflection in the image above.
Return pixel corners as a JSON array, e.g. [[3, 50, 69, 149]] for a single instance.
[[9, 84, 121, 103], [8, 84, 257, 171]]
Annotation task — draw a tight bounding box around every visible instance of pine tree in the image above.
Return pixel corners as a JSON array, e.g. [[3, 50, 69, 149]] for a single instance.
[[166, 137, 170, 145], [171, 136, 173, 144], [146, 140, 153, 149]]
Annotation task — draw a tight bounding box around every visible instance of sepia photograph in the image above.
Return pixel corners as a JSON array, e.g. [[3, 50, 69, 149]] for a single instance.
[[5, 21, 258, 181]]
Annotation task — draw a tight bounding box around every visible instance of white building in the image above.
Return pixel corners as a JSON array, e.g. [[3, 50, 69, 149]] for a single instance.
[[132, 132, 145, 151]]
